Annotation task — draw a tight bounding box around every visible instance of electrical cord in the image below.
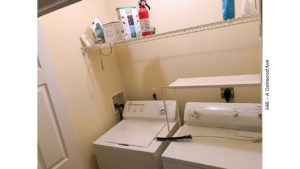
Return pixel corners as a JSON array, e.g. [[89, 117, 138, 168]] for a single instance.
[[156, 135, 192, 141], [98, 43, 112, 56], [114, 103, 124, 120], [156, 135, 262, 143], [152, 93, 157, 100], [97, 43, 113, 70], [192, 135, 262, 143], [224, 88, 232, 103]]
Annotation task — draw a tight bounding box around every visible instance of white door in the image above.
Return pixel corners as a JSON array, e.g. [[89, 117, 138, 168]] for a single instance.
[[38, 24, 84, 169]]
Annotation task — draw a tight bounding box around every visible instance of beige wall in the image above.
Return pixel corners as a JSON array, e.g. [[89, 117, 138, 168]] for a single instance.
[[115, 20, 261, 115], [38, 0, 124, 169], [38, 0, 261, 169], [105, 0, 261, 112]]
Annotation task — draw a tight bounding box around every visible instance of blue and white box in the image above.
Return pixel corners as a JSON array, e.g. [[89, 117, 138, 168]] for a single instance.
[[116, 6, 142, 39]]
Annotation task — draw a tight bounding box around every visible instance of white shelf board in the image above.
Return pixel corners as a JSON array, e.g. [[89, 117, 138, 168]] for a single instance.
[[164, 74, 261, 89]]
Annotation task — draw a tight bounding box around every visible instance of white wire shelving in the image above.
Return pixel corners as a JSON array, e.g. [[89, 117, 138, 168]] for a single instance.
[[163, 74, 261, 89], [80, 13, 259, 55]]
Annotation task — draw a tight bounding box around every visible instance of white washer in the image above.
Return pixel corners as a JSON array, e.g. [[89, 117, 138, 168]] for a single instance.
[[93, 100, 179, 169], [162, 102, 262, 169]]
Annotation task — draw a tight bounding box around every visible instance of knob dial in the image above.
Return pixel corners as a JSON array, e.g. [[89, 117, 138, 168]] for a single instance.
[[191, 110, 202, 119], [126, 106, 131, 112], [160, 107, 166, 115], [258, 113, 262, 119], [233, 111, 239, 118]]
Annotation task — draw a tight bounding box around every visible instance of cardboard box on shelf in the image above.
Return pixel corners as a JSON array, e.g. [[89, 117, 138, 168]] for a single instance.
[[102, 22, 125, 44], [91, 17, 105, 43], [116, 6, 142, 40]]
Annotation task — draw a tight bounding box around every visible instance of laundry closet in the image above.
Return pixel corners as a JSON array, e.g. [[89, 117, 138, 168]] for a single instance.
[[38, 0, 262, 169]]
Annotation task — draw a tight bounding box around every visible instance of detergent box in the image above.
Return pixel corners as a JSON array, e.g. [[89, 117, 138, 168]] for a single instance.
[[102, 22, 125, 43], [91, 17, 105, 43], [116, 6, 142, 39]]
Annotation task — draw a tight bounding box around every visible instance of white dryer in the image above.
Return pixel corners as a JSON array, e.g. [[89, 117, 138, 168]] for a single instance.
[[162, 102, 262, 169], [93, 100, 179, 169]]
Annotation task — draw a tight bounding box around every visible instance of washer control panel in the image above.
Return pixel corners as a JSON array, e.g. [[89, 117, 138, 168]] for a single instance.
[[184, 102, 262, 130], [123, 100, 177, 121]]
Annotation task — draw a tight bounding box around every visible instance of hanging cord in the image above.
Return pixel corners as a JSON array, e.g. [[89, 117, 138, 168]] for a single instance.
[[114, 103, 125, 120], [192, 135, 262, 143], [156, 130, 262, 143], [98, 43, 113, 56], [98, 52, 105, 70], [96, 43, 113, 70], [156, 135, 261, 143]]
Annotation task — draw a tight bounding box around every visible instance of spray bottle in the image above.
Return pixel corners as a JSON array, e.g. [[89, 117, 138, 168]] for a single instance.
[[138, 0, 151, 36]]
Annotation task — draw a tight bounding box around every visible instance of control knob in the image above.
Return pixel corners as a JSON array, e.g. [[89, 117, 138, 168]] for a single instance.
[[191, 110, 202, 119], [160, 107, 166, 115]]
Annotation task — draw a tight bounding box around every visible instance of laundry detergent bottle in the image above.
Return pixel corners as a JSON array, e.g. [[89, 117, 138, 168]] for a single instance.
[[222, 0, 235, 20]]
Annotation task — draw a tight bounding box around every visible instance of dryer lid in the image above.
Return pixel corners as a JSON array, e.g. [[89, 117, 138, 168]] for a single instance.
[[104, 120, 166, 147]]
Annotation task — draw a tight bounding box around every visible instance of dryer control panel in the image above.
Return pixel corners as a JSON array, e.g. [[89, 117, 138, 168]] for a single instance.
[[184, 102, 262, 131], [123, 100, 177, 121]]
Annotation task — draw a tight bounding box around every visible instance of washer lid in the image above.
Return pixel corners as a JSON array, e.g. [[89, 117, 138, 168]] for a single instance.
[[104, 120, 166, 147]]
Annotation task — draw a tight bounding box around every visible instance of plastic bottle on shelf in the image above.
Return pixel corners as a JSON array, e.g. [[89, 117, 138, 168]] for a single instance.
[[222, 0, 235, 20], [241, 0, 257, 16]]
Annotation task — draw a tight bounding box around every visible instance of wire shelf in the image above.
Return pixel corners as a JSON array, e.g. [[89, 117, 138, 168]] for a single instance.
[[163, 74, 261, 89], [81, 13, 259, 55]]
